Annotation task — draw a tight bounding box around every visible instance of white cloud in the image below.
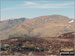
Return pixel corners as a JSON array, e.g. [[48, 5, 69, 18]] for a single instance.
[[1, 2, 74, 11], [1, 1, 37, 11], [24, 1, 37, 5], [24, 2, 74, 8], [38, 3, 72, 8], [1, 6, 24, 11]]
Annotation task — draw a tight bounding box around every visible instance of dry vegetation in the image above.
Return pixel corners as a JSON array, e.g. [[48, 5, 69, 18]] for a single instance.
[[0, 32, 74, 55]]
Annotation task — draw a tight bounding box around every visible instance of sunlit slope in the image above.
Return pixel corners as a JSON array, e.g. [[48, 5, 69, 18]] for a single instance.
[[0, 15, 75, 40]]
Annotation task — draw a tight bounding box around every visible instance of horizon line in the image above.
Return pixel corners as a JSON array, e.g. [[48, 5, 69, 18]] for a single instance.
[[0, 14, 75, 21]]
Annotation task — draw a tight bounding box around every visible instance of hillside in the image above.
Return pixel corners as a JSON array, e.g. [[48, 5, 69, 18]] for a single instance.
[[0, 18, 27, 32], [0, 15, 75, 40]]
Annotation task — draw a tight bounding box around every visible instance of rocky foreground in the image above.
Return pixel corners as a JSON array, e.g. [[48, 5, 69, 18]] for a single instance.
[[0, 32, 75, 56]]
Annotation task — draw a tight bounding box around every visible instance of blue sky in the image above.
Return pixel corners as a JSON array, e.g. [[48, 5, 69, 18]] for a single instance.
[[1, 0, 75, 20]]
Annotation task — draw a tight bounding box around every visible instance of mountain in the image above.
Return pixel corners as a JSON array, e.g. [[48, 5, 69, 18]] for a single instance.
[[0, 18, 27, 32], [0, 15, 75, 40]]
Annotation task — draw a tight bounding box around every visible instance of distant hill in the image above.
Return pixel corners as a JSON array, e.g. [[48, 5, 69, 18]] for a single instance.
[[0, 15, 75, 40], [0, 18, 27, 31]]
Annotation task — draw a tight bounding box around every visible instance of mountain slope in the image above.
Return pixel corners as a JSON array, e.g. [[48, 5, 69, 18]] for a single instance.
[[0, 18, 27, 32], [0, 15, 75, 40]]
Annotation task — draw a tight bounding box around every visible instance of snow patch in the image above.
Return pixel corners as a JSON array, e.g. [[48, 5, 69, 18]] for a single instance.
[[68, 20, 74, 23]]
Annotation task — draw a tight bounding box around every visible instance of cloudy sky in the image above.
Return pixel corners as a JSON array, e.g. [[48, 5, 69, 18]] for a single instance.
[[1, 0, 75, 20]]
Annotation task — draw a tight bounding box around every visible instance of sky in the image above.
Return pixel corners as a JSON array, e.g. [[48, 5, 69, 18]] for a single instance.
[[1, 0, 75, 20]]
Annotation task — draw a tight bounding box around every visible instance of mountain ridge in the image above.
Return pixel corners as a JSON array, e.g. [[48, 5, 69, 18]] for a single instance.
[[0, 15, 75, 40]]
